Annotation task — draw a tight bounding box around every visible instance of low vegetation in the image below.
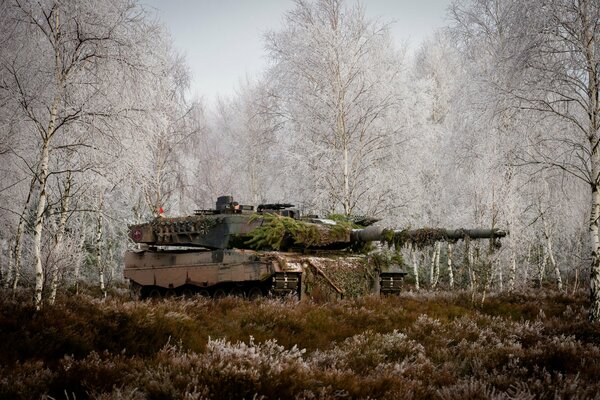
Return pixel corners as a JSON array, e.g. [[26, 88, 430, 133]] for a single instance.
[[1, 289, 598, 399]]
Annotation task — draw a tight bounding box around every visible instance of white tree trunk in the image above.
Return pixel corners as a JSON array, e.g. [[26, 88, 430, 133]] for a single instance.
[[108, 246, 115, 283], [546, 238, 562, 291], [9, 212, 26, 290], [33, 140, 51, 310], [74, 226, 85, 294], [582, 0, 600, 320], [431, 242, 441, 288], [7, 175, 37, 289], [498, 262, 503, 292], [467, 242, 475, 293], [538, 245, 547, 288], [589, 183, 600, 320], [509, 251, 516, 292], [96, 194, 106, 298], [410, 242, 419, 291], [447, 243, 454, 289], [49, 170, 72, 305]]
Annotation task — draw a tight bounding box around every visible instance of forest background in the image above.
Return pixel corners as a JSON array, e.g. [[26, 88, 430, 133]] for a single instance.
[[1, 0, 599, 319]]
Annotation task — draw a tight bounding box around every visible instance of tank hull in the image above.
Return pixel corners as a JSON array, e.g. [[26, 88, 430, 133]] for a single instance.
[[124, 249, 302, 298], [124, 248, 407, 299]]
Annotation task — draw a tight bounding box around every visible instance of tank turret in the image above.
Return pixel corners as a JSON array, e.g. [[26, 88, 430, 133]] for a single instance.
[[128, 197, 506, 251], [124, 196, 507, 299]]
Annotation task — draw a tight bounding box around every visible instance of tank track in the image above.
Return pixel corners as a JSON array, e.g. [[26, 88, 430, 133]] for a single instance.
[[130, 272, 302, 300]]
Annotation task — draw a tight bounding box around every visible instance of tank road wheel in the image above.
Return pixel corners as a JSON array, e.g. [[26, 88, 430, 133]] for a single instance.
[[129, 281, 142, 300], [148, 287, 162, 299], [198, 289, 211, 298], [180, 288, 194, 299], [213, 288, 227, 299], [247, 286, 263, 300], [230, 287, 245, 298]]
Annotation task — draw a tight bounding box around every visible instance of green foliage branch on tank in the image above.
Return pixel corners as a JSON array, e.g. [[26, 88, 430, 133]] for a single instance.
[[327, 214, 372, 253], [245, 214, 350, 250], [327, 214, 362, 229]]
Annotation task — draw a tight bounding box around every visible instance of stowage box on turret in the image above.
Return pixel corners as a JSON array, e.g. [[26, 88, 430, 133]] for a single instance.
[[124, 196, 506, 299]]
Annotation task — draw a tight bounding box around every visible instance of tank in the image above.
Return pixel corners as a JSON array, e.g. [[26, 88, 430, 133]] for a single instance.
[[124, 196, 507, 299]]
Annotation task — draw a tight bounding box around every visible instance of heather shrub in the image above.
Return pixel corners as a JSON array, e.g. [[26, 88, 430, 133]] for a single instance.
[[48, 351, 143, 398], [310, 329, 425, 374], [1, 289, 600, 399], [0, 361, 55, 400]]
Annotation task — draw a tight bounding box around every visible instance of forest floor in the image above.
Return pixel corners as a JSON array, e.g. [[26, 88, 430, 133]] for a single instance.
[[1, 288, 599, 399]]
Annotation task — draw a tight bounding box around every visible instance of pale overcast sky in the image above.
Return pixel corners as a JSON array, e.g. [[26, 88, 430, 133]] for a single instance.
[[142, 0, 452, 102]]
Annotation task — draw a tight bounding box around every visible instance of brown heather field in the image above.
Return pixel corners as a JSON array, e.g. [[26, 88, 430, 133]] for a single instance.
[[0, 288, 599, 399]]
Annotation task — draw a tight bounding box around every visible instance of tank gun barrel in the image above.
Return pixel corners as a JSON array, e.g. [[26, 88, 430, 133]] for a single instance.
[[352, 226, 507, 243]]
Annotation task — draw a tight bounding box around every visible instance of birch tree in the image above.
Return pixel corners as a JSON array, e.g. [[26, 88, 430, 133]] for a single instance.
[[0, 0, 163, 308], [265, 0, 404, 215], [508, 0, 600, 320], [214, 79, 283, 205]]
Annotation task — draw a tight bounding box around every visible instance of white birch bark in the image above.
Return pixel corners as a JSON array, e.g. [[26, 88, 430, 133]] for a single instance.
[[429, 246, 435, 287], [96, 194, 106, 298], [431, 242, 441, 288], [49, 170, 72, 305], [467, 241, 475, 293], [540, 213, 562, 291], [509, 251, 516, 292], [109, 246, 115, 283], [6, 175, 37, 289], [74, 226, 85, 295], [589, 174, 600, 320], [33, 10, 62, 310], [410, 242, 419, 291], [583, 0, 600, 320], [498, 262, 504, 292], [447, 243, 454, 289], [9, 211, 26, 290], [33, 139, 51, 310], [538, 246, 546, 288]]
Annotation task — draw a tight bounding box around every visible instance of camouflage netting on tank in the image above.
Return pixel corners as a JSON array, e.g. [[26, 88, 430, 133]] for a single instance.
[[245, 214, 350, 250], [383, 228, 449, 249], [273, 254, 379, 300]]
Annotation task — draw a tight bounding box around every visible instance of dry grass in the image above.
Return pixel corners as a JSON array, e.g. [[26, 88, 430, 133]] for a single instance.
[[0, 288, 598, 399]]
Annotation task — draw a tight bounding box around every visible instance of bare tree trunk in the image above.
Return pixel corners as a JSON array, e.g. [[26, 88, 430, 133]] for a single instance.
[[96, 194, 106, 298], [410, 242, 419, 291], [429, 246, 435, 287], [547, 238, 562, 291], [573, 263, 580, 295], [525, 243, 531, 286], [447, 243, 454, 289], [538, 245, 547, 289], [74, 225, 85, 295], [33, 9, 63, 309], [498, 263, 503, 292], [7, 174, 37, 289], [431, 242, 441, 288], [9, 210, 26, 290], [541, 216, 562, 291], [590, 182, 600, 320], [467, 241, 475, 292], [334, 49, 351, 215], [509, 251, 516, 292], [108, 246, 115, 284], [33, 139, 51, 310], [49, 170, 72, 305]]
